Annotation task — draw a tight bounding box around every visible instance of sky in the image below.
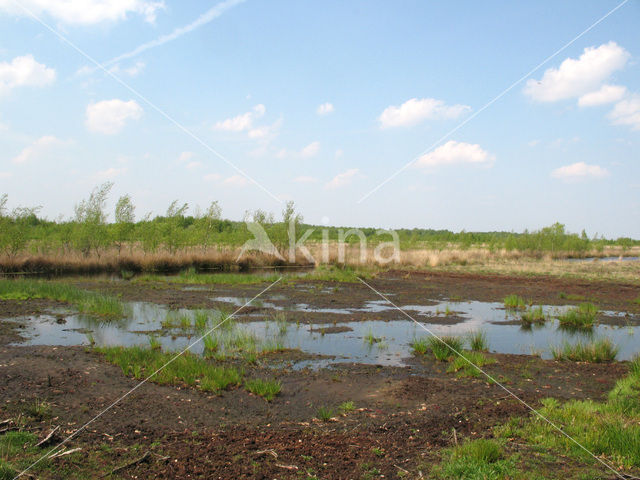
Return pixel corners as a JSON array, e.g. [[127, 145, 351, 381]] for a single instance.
[[0, 0, 639, 238]]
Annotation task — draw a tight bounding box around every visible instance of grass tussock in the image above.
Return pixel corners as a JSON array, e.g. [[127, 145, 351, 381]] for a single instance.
[[551, 338, 618, 363], [244, 378, 281, 401], [556, 302, 598, 328], [446, 351, 496, 378], [468, 330, 489, 351], [503, 294, 527, 310], [520, 306, 546, 325], [95, 345, 243, 393], [428, 336, 464, 361], [0, 279, 123, 316], [316, 406, 334, 422]]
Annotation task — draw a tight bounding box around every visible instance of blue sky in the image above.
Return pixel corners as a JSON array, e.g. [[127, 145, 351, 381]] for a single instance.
[[1, 0, 639, 237]]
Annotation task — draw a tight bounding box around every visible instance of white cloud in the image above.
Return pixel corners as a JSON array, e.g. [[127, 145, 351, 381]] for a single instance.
[[316, 102, 334, 115], [379, 97, 470, 128], [416, 141, 494, 168], [186, 161, 202, 170], [300, 141, 320, 158], [223, 175, 248, 187], [0, 55, 55, 95], [551, 162, 609, 180], [203, 173, 221, 182], [12, 135, 66, 164], [86, 99, 143, 134], [108, 61, 146, 77], [524, 42, 630, 102], [102, 0, 244, 66], [608, 94, 640, 130], [293, 176, 318, 184], [325, 168, 359, 189], [527, 139, 540, 147], [578, 84, 627, 107], [94, 167, 127, 180], [178, 151, 194, 163], [214, 104, 265, 135], [0, 0, 165, 25]]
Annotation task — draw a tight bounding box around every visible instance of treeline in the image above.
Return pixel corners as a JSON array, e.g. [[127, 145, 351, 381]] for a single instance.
[[0, 183, 638, 260]]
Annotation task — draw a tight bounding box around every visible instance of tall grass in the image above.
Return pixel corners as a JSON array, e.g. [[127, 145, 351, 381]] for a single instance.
[[557, 302, 598, 328], [0, 279, 124, 316], [551, 339, 618, 362]]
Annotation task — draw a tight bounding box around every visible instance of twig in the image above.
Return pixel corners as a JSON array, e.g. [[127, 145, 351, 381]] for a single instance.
[[36, 426, 60, 448], [255, 449, 278, 459], [276, 464, 298, 470], [49, 447, 82, 459], [100, 451, 151, 478]]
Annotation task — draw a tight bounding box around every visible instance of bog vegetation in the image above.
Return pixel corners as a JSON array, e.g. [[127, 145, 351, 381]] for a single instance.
[[1, 184, 639, 274]]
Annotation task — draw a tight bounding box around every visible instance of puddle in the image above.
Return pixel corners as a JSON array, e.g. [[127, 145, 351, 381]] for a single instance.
[[565, 256, 640, 263], [12, 299, 640, 365]]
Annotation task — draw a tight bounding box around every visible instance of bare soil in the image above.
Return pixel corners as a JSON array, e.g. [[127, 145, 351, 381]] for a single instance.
[[0, 269, 638, 479]]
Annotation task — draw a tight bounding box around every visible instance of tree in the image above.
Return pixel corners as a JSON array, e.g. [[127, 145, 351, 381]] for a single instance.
[[114, 195, 136, 255], [197, 201, 222, 251], [163, 200, 189, 254], [73, 182, 113, 257]]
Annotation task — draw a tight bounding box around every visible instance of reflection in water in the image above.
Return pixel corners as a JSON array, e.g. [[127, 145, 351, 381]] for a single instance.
[[12, 298, 640, 366]]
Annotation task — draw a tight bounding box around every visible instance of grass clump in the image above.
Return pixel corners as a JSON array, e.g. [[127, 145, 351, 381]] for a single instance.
[[468, 330, 489, 351], [316, 406, 334, 422], [95, 345, 242, 392], [429, 336, 463, 361], [363, 329, 382, 346], [447, 351, 496, 378], [0, 279, 124, 317], [551, 339, 618, 363], [431, 439, 516, 479], [244, 378, 281, 401], [503, 294, 527, 310], [338, 401, 356, 414], [557, 302, 598, 328], [520, 306, 546, 325], [411, 337, 430, 355]]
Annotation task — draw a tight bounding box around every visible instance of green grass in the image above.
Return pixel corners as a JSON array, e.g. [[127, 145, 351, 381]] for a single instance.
[[0, 279, 124, 316], [557, 302, 598, 328], [244, 378, 281, 401], [504, 294, 527, 310], [411, 337, 430, 355], [363, 329, 382, 346], [430, 439, 517, 480], [551, 339, 618, 362], [202, 333, 219, 357], [316, 406, 334, 422], [95, 345, 242, 393], [274, 312, 288, 335], [633, 295, 640, 305], [558, 292, 586, 301], [447, 351, 496, 378], [428, 336, 464, 361], [468, 330, 489, 351], [338, 401, 356, 414], [520, 306, 546, 325], [497, 364, 640, 469]]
